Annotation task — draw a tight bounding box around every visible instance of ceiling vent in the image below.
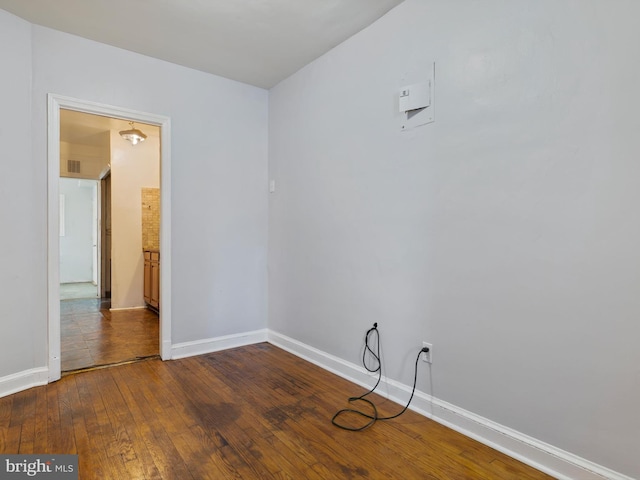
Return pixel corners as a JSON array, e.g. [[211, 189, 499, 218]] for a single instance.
[[67, 160, 81, 174]]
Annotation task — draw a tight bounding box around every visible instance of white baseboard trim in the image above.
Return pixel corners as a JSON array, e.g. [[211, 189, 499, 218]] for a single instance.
[[161, 339, 172, 361], [109, 306, 147, 312], [0, 331, 632, 480], [0, 367, 49, 399], [171, 329, 268, 360], [267, 330, 633, 480]]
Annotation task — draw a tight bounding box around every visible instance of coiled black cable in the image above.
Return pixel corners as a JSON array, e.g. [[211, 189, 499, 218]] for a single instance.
[[331, 323, 425, 431]]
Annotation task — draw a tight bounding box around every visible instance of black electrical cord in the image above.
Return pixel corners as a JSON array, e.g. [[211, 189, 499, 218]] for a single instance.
[[331, 323, 427, 431]]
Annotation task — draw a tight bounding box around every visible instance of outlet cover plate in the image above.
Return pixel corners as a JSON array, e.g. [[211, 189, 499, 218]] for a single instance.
[[422, 342, 433, 363]]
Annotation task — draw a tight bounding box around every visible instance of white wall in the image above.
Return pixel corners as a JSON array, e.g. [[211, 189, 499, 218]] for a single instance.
[[60, 140, 110, 178], [110, 128, 160, 308], [0, 10, 38, 379], [59, 178, 95, 284], [269, 1, 640, 478], [31, 26, 268, 342], [0, 18, 268, 378], [32, 26, 268, 342]]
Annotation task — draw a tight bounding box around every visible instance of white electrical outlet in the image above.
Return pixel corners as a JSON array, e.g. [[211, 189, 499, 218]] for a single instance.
[[422, 342, 433, 363]]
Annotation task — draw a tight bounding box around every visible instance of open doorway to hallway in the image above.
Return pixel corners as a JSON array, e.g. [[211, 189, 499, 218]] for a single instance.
[[48, 94, 173, 382], [59, 108, 160, 373], [59, 177, 99, 300]]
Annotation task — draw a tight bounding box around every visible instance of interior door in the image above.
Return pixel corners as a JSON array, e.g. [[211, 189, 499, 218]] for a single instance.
[[101, 172, 112, 298]]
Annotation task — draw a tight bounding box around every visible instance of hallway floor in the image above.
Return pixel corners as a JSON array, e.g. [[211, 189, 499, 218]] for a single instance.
[[60, 298, 159, 372], [60, 282, 99, 300]]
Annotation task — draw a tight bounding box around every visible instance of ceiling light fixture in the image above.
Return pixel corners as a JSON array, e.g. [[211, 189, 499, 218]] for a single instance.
[[119, 121, 147, 145]]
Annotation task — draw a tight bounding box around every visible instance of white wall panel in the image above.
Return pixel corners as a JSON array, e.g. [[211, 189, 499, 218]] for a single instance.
[[268, 1, 640, 477]]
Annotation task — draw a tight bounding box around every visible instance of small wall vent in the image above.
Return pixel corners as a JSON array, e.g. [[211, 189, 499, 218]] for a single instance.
[[67, 160, 81, 174]]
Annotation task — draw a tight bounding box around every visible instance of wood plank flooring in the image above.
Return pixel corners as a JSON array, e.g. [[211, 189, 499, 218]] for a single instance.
[[61, 299, 159, 372], [0, 344, 554, 479]]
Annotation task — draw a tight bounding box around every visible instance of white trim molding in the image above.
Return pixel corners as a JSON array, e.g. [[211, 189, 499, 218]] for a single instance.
[[47, 94, 173, 381], [0, 368, 49, 399], [267, 330, 635, 480], [4, 324, 632, 480], [172, 329, 269, 360], [109, 306, 148, 312]]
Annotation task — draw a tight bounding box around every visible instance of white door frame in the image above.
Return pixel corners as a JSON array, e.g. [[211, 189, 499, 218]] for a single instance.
[[98, 167, 110, 299], [47, 94, 172, 381], [92, 179, 100, 294]]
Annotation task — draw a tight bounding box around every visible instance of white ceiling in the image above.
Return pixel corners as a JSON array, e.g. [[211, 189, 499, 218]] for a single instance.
[[0, 0, 403, 89], [60, 109, 158, 147]]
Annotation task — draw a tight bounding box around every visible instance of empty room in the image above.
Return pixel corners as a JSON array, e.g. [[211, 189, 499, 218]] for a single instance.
[[0, 1, 637, 479]]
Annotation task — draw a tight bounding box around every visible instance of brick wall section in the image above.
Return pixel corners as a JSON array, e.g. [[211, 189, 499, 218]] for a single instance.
[[142, 188, 160, 250]]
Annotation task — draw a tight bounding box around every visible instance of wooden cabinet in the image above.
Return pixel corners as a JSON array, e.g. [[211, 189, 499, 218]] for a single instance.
[[143, 250, 160, 312]]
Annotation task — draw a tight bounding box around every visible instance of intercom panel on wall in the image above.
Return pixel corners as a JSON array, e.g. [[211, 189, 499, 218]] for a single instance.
[[400, 63, 435, 131]]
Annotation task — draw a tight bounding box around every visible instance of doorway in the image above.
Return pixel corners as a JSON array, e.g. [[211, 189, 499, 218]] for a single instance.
[[101, 172, 111, 298], [59, 177, 99, 300], [59, 109, 162, 372], [47, 94, 172, 382]]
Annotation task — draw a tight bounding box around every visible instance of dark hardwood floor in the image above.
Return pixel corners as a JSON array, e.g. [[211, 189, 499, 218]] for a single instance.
[[61, 298, 159, 372], [0, 343, 553, 479]]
